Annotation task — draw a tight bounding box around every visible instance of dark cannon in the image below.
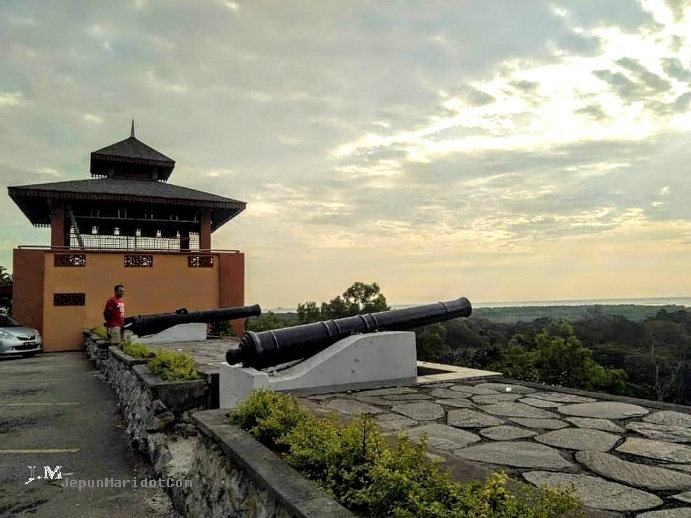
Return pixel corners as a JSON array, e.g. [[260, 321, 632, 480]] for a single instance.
[[123, 304, 261, 337], [226, 297, 471, 370]]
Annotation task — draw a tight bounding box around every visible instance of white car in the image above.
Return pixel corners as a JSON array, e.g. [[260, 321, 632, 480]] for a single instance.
[[0, 314, 42, 357]]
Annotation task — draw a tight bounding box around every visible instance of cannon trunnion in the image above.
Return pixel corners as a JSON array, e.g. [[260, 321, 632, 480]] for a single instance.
[[226, 297, 471, 370], [124, 304, 261, 337]]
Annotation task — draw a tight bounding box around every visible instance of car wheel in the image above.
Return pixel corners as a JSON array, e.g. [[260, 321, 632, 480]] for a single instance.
[[21, 352, 38, 358]]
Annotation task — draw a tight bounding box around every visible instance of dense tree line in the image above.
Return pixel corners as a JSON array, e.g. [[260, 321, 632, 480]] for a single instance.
[[245, 282, 690, 406], [440, 307, 690, 404]]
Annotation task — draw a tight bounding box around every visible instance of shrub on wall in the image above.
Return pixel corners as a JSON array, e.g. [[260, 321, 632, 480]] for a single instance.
[[148, 349, 200, 382], [230, 390, 584, 518], [118, 340, 157, 359], [91, 325, 108, 340], [110, 339, 200, 382]]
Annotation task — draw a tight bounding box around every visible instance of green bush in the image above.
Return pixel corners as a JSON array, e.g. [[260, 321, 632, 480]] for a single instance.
[[228, 389, 310, 449], [114, 340, 200, 381], [118, 340, 157, 359], [245, 312, 291, 332], [230, 390, 584, 517], [148, 349, 200, 382], [208, 320, 232, 336]]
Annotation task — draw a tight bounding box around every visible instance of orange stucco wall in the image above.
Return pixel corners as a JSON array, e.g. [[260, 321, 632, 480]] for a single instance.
[[219, 253, 245, 336], [12, 249, 245, 352], [12, 249, 45, 334]]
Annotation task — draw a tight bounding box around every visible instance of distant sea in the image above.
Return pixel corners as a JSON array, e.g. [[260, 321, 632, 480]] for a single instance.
[[267, 297, 691, 313]]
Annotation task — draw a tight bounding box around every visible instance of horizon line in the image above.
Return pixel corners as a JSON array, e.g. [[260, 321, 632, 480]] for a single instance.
[[264, 295, 691, 311]]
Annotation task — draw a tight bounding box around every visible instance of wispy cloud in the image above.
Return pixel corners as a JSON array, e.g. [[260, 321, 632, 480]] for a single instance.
[[1, 0, 691, 306]]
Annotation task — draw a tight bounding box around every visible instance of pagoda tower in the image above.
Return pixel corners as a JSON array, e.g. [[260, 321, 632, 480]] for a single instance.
[[8, 123, 247, 351]]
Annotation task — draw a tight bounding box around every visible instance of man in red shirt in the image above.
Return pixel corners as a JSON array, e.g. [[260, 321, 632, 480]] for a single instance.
[[103, 284, 126, 345]]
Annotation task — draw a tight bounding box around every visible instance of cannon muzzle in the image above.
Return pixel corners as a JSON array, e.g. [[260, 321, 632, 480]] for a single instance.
[[124, 304, 261, 337], [226, 297, 471, 369]]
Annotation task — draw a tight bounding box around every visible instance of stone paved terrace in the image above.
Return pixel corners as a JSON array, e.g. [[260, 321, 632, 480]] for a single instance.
[[147, 337, 239, 373], [296, 380, 691, 518], [143, 339, 691, 516]]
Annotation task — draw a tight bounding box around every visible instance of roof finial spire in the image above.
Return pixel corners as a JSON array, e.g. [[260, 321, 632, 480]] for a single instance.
[[130, 118, 135, 138]]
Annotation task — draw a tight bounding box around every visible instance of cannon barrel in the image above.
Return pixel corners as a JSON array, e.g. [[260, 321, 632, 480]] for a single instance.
[[226, 297, 471, 369], [123, 304, 261, 337]]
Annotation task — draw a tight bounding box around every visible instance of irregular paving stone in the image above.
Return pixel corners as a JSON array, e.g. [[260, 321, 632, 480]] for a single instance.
[[518, 397, 562, 408], [643, 410, 691, 428], [669, 465, 691, 474], [375, 413, 419, 431], [354, 387, 418, 397], [479, 425, 538, 441], [355, 395, 395, 407], [558, 401, 649, 419], [381, 393, 433, 401], [447, 409, 505, 428], [327, 398, 384, 415], [483, 402, 558, 419], [522, 471, 663, 512], [672, 491, 691, 504], [565, 417, 625, 433], [434, 399, 473, 409], [474, 382, 536, 394], [449, 384, 500, 395], [617, 437, 691, 463], [455, 441, 573, 470], [575, 451, 691, 491], [403, 423, 481, 450], [471, 394, 522, 404], [627, 421, 691, 443], [428, 388, 471, 399], [420, 382, 454, 389], [509, 417, 569, 430], [637, 510, 691, 518], [392, 402, 445, 421], [299, 398, 335, 418], [536, 428, 620, 452], [530, 392, 597, 404]]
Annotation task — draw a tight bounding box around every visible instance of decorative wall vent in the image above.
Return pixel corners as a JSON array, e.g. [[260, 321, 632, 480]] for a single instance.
[[54, 254, 87, 267], [188, 255, 214, 268], [124, 255, 154, 268], [53, 293, 86, 306]]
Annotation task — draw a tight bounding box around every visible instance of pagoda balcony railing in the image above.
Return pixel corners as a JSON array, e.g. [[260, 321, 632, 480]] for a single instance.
[[17, 245, 241, 254], [76, 215, 201, 224]]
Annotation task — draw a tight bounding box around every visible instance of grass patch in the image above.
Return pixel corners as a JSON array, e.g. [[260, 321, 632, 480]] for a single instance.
[[230, 390, 585, 517]]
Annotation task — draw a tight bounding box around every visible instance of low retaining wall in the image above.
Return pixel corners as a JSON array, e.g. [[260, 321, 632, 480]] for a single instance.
[[183, 410, 352, 517], [83, 333, 208, 455], [83, 332, 351, 517]]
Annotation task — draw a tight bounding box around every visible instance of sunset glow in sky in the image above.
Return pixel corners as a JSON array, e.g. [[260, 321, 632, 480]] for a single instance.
[[1, 0, 690, 308]]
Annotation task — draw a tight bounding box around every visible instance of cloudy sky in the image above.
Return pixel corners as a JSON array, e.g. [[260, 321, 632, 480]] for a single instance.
[[1, 0, 691, 309]]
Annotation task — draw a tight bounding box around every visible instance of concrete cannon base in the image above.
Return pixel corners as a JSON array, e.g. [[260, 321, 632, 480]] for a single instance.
[[219, 331, 418, 409]]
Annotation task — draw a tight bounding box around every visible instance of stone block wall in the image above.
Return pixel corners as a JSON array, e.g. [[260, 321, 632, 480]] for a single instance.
[[83, 332, 350, 518], [83, 333, 208, 455]]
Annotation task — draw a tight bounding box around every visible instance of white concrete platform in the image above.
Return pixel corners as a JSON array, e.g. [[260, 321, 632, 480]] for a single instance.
[[135, 323, 207, 345], [219, 331, 501, 409]]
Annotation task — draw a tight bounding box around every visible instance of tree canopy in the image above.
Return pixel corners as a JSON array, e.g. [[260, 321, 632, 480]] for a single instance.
[[0, 266, 11, 287], [297, 281, 390, 323]]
